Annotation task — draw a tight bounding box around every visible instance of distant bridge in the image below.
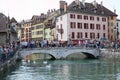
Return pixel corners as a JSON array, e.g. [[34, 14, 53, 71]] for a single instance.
[[18, 47, 101, 59]]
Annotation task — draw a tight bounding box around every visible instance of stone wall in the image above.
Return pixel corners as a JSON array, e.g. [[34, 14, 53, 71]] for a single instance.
[[100, 49, 120, 61]]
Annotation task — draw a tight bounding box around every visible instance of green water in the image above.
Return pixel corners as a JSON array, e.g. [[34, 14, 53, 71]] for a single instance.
[[0, 52, 120, 80], [1, 59, 120, 80]]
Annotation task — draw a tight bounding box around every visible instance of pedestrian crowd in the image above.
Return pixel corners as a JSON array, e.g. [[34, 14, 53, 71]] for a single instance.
[[0, 41, 20, 64], [21, 39, 120, 49]]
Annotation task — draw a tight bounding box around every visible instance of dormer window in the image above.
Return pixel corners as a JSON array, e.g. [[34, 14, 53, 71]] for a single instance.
[[73, 5, 77, 10], [94, 10, 97, 13], [101, 11, 104, 14]]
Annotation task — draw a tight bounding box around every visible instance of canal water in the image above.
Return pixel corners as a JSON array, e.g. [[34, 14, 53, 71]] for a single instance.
[[1, 54, 120, 80]]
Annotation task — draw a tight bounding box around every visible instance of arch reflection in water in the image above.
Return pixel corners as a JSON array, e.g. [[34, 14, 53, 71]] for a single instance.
[[24, 53, 54, 61]]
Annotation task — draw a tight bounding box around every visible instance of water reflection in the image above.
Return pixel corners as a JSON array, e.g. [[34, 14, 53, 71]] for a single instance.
[[1, 53, 120, 80]]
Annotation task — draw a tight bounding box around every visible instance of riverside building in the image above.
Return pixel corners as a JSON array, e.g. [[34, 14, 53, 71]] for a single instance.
[[56, 0, 117, 44]]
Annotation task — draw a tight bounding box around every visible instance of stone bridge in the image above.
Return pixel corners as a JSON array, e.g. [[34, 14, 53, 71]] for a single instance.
[[18, 47, 101, 59]]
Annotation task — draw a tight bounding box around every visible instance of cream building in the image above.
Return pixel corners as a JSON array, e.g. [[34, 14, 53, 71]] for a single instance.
[[21, 20, 32, 42]]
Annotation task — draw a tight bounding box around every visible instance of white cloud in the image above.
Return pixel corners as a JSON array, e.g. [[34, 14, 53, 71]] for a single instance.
[[0, 0, 119, 22]]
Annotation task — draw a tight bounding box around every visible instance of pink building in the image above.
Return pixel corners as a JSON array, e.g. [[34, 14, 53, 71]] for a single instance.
[[56, 0, 116, 44]]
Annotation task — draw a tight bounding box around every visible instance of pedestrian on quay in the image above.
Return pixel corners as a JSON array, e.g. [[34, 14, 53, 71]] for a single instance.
[[0, 46, 3, 62], [2, 45, 7, 63]]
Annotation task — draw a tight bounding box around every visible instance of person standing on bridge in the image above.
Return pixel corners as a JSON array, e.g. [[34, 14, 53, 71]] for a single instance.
[[85, 39, 88, 48]]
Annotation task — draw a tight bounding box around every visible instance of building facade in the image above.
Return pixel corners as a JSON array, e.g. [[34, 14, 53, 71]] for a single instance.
[[108, 16, 117, 41], [31, 13, 46, 41], [31, 23, 44, 40], [0, 13, 18, 45], [21, 20, 31, 42], [116, 19, 120, 40], [56, 0, 117, 44], [44, 9, 58, 41]]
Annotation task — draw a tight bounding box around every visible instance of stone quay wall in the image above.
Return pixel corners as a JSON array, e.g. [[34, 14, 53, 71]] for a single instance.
[[100, 49, 120, 61]]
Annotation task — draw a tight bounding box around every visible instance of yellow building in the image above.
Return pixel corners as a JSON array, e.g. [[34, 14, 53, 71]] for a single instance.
[[31, 23, 44, 40], [31, 13, 46, 40], [108, 15, 117, 41]]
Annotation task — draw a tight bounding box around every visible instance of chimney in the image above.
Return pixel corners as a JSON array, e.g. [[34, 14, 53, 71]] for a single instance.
[[75, 0, 80, 6], [51, 9, 53, 13], [114, 9, 116, 13], [101, 1, 103, 6], [60, 0, 66, 10], [75, 0, 79, 5], [64, 2, 67, 12], [82, 0, 85, 6], [92, 0, 97, 8]]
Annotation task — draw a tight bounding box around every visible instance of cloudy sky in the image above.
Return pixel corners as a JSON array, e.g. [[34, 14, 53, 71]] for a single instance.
[[0, 0, 119, 22]]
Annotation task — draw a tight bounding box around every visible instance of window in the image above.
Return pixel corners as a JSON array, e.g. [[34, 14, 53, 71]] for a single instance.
[[70, 22, 76, 28], [117, 23, 119, 27], [70, 14, 75, 19], [111, 16, 113, 20], [32, 32, 35, 35], [77, 15, 82, 19], [77, 32, 83, 38], [84, 16, 88, 20], [84, 23, 88, 29], [97, 17, 99, 21], [36, 25, 43, 29], [103, 25, 106, 30], [77, 23, 82, 29], [80, 32, 83, 38], [111, 22, 113, 26], [85, 32, 88, 38], [97, 33, 100, 39], [90, 33, 95, 39], [90, 16, 94, 20], [31, 27, 34, 30], [90, 24, 94, 29], [77, 32, 80, 38], [102, 18, 106, 22], [96, 24, 100, 30], [72, 32, 75, 39]]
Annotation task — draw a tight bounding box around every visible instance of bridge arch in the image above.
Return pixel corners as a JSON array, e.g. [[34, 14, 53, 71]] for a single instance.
[[65, 52, 97, 59], [18, 48, 100, 60], [21, 52, 56, 60], [81, 52, 97, 59]]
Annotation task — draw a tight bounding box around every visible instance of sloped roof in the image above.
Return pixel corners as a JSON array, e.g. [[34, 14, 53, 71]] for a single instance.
[[0, 13, 8, 32], [31, 15, 40, 20], [10, 17, 17, 23], [67, 1, 117, 16]]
